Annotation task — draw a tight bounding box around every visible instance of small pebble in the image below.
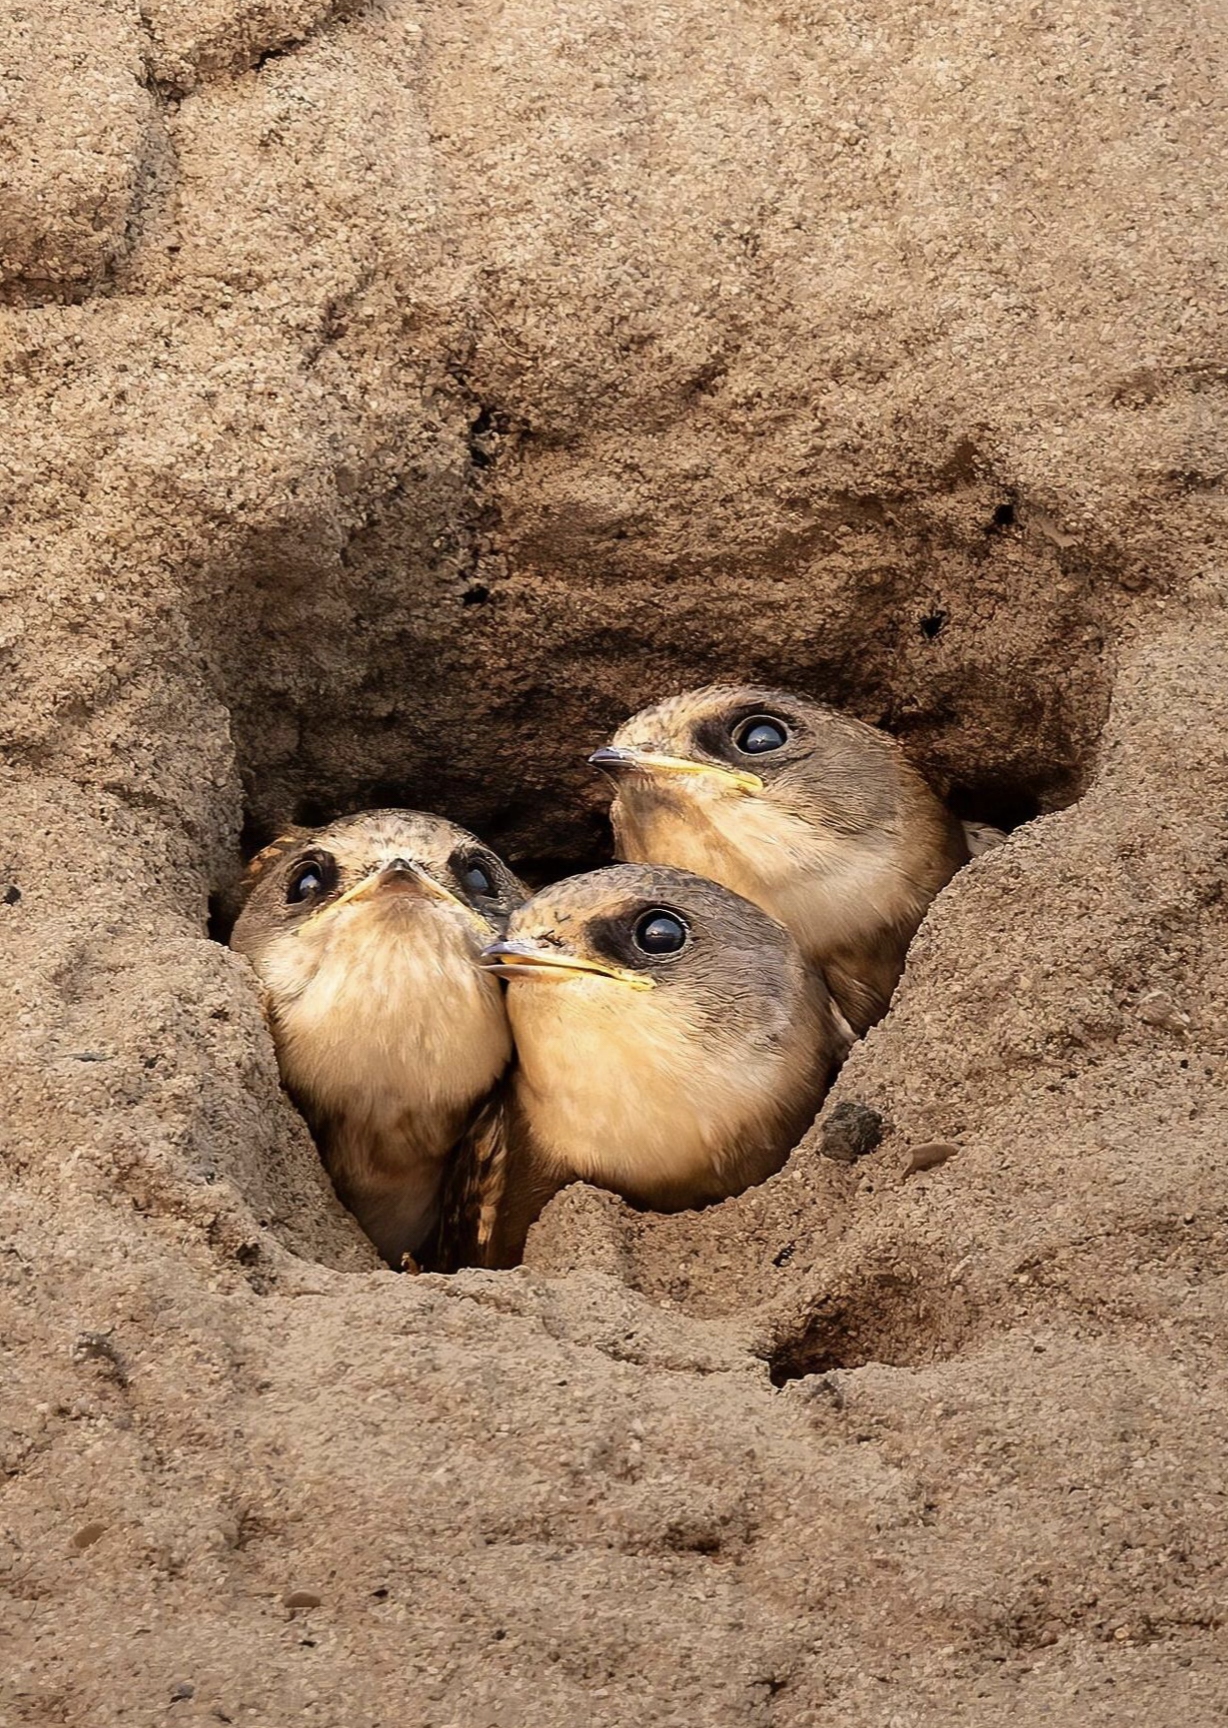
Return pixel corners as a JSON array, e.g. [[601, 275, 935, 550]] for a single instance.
[[904, 1140, 960, 1175], [1138, 990, 1190, 1031], [283, 1589, 322, 1609], [2, 884, 20, 906], [71, 1521, 107, 1550], [819, 1102, 885, 1164], [170, 1683, 195, 1703], [71, 1330, 123, 1371]]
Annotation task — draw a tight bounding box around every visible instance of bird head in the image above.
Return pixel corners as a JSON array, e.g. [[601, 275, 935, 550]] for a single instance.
[[478, 862, 811, 1056], [232, 808, 526, 980], [476, 863, 837, 1204], [589, 683, 901, 840]]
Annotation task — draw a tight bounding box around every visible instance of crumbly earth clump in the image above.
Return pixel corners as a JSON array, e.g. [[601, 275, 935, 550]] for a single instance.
[[2, 0, 1227, 1721]]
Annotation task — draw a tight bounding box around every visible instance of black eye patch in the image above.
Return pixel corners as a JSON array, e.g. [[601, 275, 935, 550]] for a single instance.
[[451, 849, 501, 900], [586, 903, 694, 970], [691, 706, 794, 766], [462, 860, 494, 896], [286, 852, 337, 905]]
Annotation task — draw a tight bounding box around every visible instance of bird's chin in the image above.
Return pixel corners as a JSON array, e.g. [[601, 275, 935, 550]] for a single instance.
[[371, 876, 427, 898], [613, 774, 703, 821], [332, 893, 493, 960], [504, 967, 600, 992], [355, 890, 438, 922], [625, 765, 750, 807]]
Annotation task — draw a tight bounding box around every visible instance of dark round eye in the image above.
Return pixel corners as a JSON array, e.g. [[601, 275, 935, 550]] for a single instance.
[[287, 859, 328, 904], [634, 910, 689, 955], [733, 715, 789, 754], [461, 859, 495, 897]]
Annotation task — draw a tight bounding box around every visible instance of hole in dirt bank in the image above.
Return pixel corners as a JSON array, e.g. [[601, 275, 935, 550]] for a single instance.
[[196, 502, 1109, 891], [948, 780, 1044, 835], [206, 891, 234, 946], [202, 665, 1101, 1283], [290, 795, 334, 831], [766, 1270, 975, 1385], [184, 390, 1117, 902], [191, 441, 1116, 1290]]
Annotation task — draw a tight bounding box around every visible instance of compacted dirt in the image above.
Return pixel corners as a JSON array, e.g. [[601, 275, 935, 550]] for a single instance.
[[2, 0, 1227, 1721]]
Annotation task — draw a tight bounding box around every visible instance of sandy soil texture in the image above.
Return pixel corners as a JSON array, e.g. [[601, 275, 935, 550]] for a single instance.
[[2, 0, 1227, 1721]]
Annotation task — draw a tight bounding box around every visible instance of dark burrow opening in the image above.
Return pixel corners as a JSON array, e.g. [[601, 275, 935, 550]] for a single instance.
[[948, 778, 1043, 833], [195, 452, 1114, 1290], [765, 1269, 976, 1384], [203, 692, 1087, 1284]]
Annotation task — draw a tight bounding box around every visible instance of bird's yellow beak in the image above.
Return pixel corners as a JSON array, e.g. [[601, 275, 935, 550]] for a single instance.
[[587, 745, 763, 795], [297, 859, 478, 933], [478, 939, 655, 990]]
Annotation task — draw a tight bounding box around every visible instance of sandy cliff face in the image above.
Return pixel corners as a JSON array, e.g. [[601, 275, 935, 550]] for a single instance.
[[2, 0, 1227, 1721]]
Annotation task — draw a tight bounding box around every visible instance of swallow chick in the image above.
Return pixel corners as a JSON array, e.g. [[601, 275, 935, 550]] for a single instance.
[[437, 864, 848, 1269], [592, 684, 999, 1036], [229, 809, 526, 1265]]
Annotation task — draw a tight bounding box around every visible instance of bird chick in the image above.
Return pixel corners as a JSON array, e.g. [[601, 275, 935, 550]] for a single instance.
[[592, 685, 992, 1035], [230, 809, 526, 1265], [438, 864, 848, 1269]]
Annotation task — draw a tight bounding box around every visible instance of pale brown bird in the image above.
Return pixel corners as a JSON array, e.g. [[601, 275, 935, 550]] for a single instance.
[[230, 809, 526, 1265], [591, 685, 1000, 1036], [434, 864, 849, 1270]]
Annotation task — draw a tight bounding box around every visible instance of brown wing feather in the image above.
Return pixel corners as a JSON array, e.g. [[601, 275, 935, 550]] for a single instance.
[[423, 1083, 572, 1273], [423, 1087, 513, 1272]]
